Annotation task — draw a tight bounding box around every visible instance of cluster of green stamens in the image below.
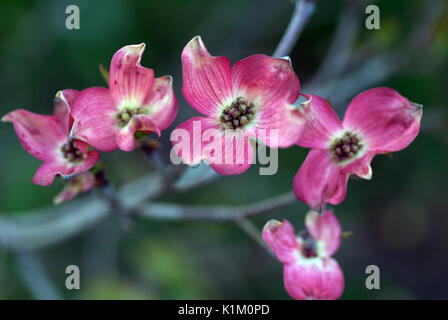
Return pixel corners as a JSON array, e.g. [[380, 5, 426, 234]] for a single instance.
[[219, 97, 255, 130], [298, 231, 317, 258], [331, 132, 363, 162], [117, 107, 148, 126], [61, 139, 83, 163]]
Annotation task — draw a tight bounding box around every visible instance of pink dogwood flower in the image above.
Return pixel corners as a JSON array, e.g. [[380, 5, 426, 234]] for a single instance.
[[294, 87, 423, 210], [2, 90, 100, 186], [263, 210, 344, 300], [53, 171, 96, 204], [70, 43, 178, 152], [171, 36, 308, 175]]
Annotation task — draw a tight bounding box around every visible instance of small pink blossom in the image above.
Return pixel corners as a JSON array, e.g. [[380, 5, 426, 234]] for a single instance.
[[70, 43, 178, 152], [294, 87, 422, 210], [263, 210, 344, 300], [53, 171, 96, 204], [2, 90, 100, 186], [171, 36, 308, 175]]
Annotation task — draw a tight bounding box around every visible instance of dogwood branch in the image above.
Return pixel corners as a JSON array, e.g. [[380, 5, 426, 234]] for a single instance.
[[0, 186, 296, 251], [16, 251, 62, 299], [273, 0, 316, 57], [0, 168, 169, 251], [304, 0, 444, 110], [236, 218, 274, 256], [135, 191, 296, 221], [307, 1, 363, 87]]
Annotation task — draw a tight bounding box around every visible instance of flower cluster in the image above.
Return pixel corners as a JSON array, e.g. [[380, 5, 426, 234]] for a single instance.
[[3, 43, 178, 201], [171, 38, 421, 299], [3, 35, 422, 300]]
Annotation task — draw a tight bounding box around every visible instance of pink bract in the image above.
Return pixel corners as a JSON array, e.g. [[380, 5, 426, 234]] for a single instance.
[[70, 44, 178, 152], [53, 171, 96, 204], [171, 36, 309, 175], [294, 88, 422, 210], [2, 90, 100, 186], [262, 210, 344, 300]]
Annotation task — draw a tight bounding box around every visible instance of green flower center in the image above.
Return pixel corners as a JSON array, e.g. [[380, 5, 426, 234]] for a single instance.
[[219, 97, 255, 130], [117, 107, 148, 126], [61, 139, 83, 163], [331, 132, 363, 162]]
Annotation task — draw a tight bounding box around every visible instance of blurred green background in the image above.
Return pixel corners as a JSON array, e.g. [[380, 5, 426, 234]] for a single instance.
[[0, 0, 447, 299]]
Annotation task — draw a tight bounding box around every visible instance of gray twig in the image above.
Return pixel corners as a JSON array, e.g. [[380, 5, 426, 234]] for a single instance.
[[307, 1, 363, 87], [236, 218, 274, 256], [16, 251, 61, 300], [136, 192, 296, 221], [273, 0, 316, 57], [304, 0, 444, 112]]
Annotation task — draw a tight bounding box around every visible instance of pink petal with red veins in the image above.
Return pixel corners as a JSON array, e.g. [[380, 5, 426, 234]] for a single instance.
[[293, 149, 349, 210], [71, 87, 118, 152], [231, 55, 300, 109], [297, 95, 343, 149], [109, 43, 154, 108], [262, 219, 300, 265], [305, 210, 341, 257], [31, 150, 100, 186], [181, 36, 233, 118], [142, 76, 178, 131], [342, 87, 422, 153], [2, 109, 66, 162], [54, 89, 79, 134], [116, 115, 160, 152], [284, 258, 344, 300], [249, 99, 308, 148], [171, 117, 253, 175]]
